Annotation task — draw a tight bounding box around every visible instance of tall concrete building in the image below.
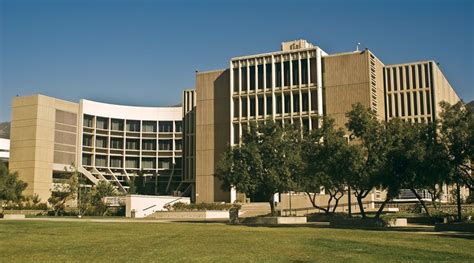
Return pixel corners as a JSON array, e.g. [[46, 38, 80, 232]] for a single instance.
[[9, 39, 460, 204], [191, 39, 459, 203]]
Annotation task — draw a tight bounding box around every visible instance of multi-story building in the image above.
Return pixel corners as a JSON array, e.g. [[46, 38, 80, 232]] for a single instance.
[[10, 95, 188, 202], [9, 39, 461, 204], [191, 39, 459, 204]]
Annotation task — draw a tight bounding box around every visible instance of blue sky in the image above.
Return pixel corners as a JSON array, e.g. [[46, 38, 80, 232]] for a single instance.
[[1, 0, 473, 122]]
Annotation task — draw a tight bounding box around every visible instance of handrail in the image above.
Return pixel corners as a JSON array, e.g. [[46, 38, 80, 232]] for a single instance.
[[143, 204, 157, 211]]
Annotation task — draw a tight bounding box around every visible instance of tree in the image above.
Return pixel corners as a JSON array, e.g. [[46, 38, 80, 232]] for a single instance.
[[48, 166, 79, 216], [89, 180, 118, 215], [217, 121, 301, 216], [298, 117, 358, 214], [439, 101, 474, 221], [0, 162, 27, 213], [345, 103, 387, 218]]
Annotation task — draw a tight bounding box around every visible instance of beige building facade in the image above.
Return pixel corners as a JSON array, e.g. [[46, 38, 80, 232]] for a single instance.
[[10, 95, 188, 202], [191, 40, 460, 203], [9, 39, 461, 204]]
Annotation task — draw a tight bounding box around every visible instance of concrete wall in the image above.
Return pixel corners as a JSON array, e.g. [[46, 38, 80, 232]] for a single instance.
[[10, 95, 79, 202], [323, 51, 379, 129], [195, 69, 231, 203], [125, 195, 190, 218]]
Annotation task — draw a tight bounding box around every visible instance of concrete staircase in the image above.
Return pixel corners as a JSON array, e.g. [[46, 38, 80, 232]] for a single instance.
[[239, 202, 272, 218]]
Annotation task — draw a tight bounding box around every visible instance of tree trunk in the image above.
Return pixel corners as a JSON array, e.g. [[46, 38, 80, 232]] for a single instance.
[[305, 192, 329, 213], [331, 193, 344, 213], [456, 182, 462, 222], [269, 195, 276, 216], [374, 197, 390, 219], [356, 196, 366, 218], [410, 188, 431, 216]]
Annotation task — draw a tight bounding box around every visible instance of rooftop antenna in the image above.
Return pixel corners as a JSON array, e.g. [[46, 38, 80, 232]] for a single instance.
[[356, 42, 361, 52]]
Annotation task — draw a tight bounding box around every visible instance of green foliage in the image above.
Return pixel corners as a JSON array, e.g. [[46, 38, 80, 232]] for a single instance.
[[439, 101, 473, 190], [0, 162, 28, 212], [217, 121, 301, 215], [165, 202, 241, 211], [298, 116, 360, 213], [345, 103, 387, 218], [48, 169, 79, 216]]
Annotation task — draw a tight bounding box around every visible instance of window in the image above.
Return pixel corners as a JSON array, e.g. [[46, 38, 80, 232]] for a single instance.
[[125, 157, 139, 169], [405, 66, 410, 89], [302, 92, 309, 112], [394, 94, 399, 117], [301, 59, 308, 84], [424, 63, 430, 88], [142, 121, 156, 133], [233, 99, 239, 118], [233, 124, 240, 145], [418, 64, 423, 88], [283, 61, 290, 86], [284, 94, 290, 114], [258, 97, 264, 116], [310, 58, 317, 84], [111, 119, 124, 131], [82, 154, 92, 166], [96, 136, 108, 148], [142, 140, 156, 151], [386, 69, 391, 91], [426, 90, 431, 115], [83, 115, 93, 128], [142, 158, 156, 169], [413, 92, 418, 115], [159, 140, 172, 151], [95, 155, 107, 167], [399, 67, 404, 90], [96, 117, 108, 130], [265, 63, 272, 89], [293, 93, 300, 112], [83, 135, 93, 146], [292, 60, 299, 85], [393, 68, 398, 91], [276, 63, 282, 87], [407, 93, 412, 116], [110, 156, 123, 168], [175, 140, 182, 150], [401, 93, 405, 116], [233, 68, 239, 92], [311, 90, 318, 112], [126, 120, 140, 132], [175, 121, 182, 132], [250, 98, 256, 117], [159, 121, 173, 132], [241, 67, 248, 91], [276, 95, 282, 114], [388, 94, 393, 118], [242, 98, 248, 117], [111, 138, 123, 149], [419, 91, 424, 115], [412, 65, 417, 89], [126, 139, 140, 150], [257, 64, 264, 89], [266, 95, 273, 115], [158, 158, 172, 169], [249, 65, 256, 91]]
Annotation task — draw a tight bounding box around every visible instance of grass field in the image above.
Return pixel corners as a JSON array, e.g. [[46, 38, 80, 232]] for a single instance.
[[0, 220, 473, 262]]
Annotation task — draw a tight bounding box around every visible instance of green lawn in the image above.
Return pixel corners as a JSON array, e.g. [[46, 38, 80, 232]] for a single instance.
[[0, 220, 473, 262]]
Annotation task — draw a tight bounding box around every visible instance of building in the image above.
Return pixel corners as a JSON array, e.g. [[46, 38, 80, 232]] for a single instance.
[[9, 39, 461, 204], [0, 138, 9, 165], [191, 39, 459, 203], [10, 95, 188, 202]]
